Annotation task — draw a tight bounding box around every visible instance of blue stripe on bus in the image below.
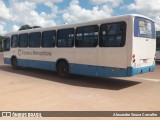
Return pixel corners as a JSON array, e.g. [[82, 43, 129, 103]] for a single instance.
[[127, 65, 156, 76], [18, 59, 56, 71], [70, 64, 97, 77], [4, 58, 56, 71], [4, 58, 11, 64], [70, 64, 128, 77], [4, 58, 156, 77]]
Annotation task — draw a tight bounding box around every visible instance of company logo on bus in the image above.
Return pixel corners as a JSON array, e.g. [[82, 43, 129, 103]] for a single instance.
[[17, 49, 52, 56]]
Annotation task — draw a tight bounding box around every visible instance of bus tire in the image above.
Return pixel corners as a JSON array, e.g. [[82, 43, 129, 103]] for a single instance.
[[11, 57, 18, 69], [57, 61, 70, 78]]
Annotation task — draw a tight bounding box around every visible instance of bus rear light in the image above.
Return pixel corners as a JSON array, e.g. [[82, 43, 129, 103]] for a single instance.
[[132, 54, 135, 59], [132, 54, 136, 63], [133, 59, 136, 63], [154, 55, 156, 60]]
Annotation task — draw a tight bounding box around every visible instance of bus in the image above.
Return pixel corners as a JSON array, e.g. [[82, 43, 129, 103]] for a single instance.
[[156, 31, 160, 63], [2, 14, 156, 78]]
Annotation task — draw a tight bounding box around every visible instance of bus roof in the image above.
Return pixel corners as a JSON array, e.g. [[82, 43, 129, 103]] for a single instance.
[[4, 14, 154, 37]]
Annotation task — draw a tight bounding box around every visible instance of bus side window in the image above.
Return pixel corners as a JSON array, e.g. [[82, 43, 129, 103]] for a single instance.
[[3, 37, 10, 51], [19, 33, 28, 48], [75, 25, 98, 47], [29, 32, 41, 48], [57, 28, 74, 47], [11, 34, 19, 48], [156, 38, 160, 51], [42, 30, 56, 47], [99, 22, 126, 47]]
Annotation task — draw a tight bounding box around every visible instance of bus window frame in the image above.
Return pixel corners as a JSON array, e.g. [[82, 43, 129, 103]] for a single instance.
[[99, 21, 127, 47], [11, 34, 19, 48], [56, 28, 75, 48], [134, 17, 155, 39], [3, 37, 10, 51], [42, 30, 56, 48], [19, 33, 29, 48], [75, 25, 99, 48], [29, 32, 41, 48]]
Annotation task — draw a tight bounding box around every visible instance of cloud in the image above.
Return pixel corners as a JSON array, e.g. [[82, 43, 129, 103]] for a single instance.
[[9, 0, 57, 27], [155, 16, 160, 31], [12, 25, 19, 32], [63, 0, 113, 24], [0, 23, 6, 35], [28, 0, 62, 16], [0, 1, 11, 21], [27, 0, 63, 4], [90, 0, 123, 7], [124, 0, 160, 17], [123, 0, 160, 30]]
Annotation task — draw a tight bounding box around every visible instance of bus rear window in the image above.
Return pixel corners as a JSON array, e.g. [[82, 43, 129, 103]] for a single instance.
[[134, 17, 155, 39]]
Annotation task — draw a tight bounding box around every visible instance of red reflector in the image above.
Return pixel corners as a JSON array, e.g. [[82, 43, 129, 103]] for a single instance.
[[132, 54, 135, 59], [133, 59, 135, 63]]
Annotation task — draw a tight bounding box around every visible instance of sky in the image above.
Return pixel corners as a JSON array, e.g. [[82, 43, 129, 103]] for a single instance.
[[0, 0, 160, 35]]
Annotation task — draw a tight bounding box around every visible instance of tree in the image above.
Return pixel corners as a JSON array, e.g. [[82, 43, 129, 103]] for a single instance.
[[32, 26, 41, 28], [19, 24, 31, 31], [19, 25, 41, 31]]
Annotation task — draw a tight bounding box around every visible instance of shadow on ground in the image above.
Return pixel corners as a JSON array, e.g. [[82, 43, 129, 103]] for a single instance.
[[0, 65, 141, 90]]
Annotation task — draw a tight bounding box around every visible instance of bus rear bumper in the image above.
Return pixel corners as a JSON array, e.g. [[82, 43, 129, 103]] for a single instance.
[[127, 65, 156, 76]]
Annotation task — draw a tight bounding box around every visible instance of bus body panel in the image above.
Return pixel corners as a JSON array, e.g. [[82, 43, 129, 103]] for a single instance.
[[132, 37, 156, 67], [71, 48, 98, 76], [3, 14, 156, 78]]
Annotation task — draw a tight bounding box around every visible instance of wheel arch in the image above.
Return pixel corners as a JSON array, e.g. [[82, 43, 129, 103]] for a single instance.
[[11, 55, 19, 69], [56, 58, 69, 71], [11, 55, 17, 61]]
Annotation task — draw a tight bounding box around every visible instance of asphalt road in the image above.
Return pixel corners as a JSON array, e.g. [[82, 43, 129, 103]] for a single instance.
[[0, 53, 160, 120]]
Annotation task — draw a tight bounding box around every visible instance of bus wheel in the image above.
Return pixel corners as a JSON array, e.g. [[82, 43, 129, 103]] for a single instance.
[[11, 57, 18, 69], [57, 61, 70, 78]]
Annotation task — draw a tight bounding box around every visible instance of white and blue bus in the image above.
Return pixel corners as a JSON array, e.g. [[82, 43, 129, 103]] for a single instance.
[[156, 31, 160, 63], [3, 14, 156, 78]]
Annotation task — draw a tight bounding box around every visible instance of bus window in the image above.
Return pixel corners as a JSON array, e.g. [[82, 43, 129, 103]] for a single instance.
[[19, 33, 28, 48], [99, 22, 126, 47], [3, 37, 10, 51], [156, 38, 160, 51], [29, 32, 41, 48], [75, 25, 98, 47], [42, 30, 56, 47], [134, 17, 155, 39], [11, 34, 18, 48], [57, 28, 74, 47]]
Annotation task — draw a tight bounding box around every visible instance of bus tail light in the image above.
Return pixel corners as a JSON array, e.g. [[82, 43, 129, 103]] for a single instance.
[[132, 54, 135, 59], [154, 55, 156, 60], [132, 54, 136, 63]]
